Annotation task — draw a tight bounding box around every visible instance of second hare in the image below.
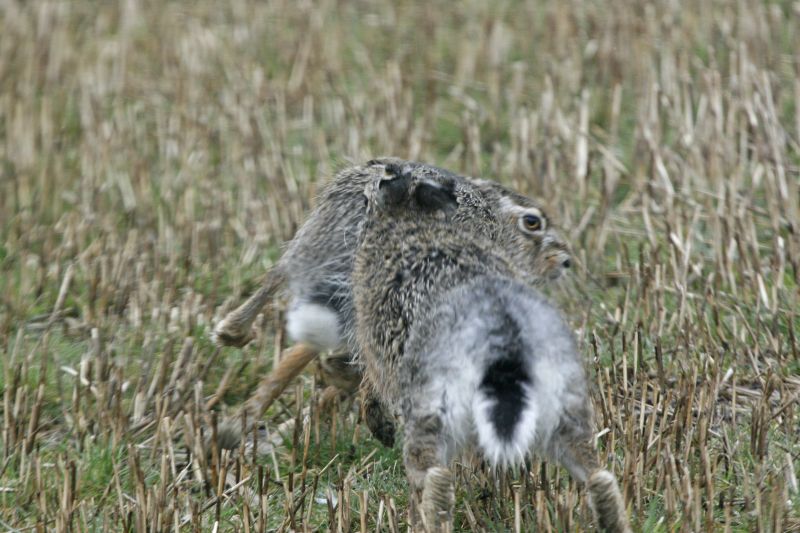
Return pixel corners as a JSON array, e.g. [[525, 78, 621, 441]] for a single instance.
[[352, 165, 631, 532]]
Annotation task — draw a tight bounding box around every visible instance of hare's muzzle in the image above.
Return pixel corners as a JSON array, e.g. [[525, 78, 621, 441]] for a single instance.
[[544, 249, 572, 279]]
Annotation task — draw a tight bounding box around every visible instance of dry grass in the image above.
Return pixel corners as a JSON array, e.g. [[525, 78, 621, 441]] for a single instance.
[[1, 0, 798, 531]]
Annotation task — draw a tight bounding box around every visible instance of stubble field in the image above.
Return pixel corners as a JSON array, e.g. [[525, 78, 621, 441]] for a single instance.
[[0, 0, 798, 531]]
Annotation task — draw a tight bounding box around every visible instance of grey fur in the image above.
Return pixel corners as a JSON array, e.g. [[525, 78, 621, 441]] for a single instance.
[[281, 158, 569, 353], [212, 158, 571, 446], [352, 171, 631, 532], [214, 158, 569, 351]]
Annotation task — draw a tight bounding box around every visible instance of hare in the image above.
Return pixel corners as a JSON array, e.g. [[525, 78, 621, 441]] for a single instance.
[[212, 158, 571, 445], [352, 166, 631, 532]]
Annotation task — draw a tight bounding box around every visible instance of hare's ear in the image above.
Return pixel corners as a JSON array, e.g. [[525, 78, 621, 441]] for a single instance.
[[375, 163, 414, 207], [367, 156, 405, 168], [413, 179, 458, 213]]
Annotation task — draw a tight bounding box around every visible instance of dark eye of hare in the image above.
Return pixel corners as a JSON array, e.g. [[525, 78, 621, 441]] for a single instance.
[[521, 214, 542, 232]]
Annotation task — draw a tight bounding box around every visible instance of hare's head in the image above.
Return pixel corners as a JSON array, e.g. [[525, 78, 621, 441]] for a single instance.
[[474, 181, 571, 283], [364, 161, 571, 284]]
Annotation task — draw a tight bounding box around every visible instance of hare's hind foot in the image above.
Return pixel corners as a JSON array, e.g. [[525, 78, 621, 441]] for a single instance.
[[211, 313, 256, 347], [555, 431, 632, 533], [587, 470, 631, 533], [420, 466, 454, 532], [212, 270, 283, 348], [212, 293, 266, 347], [403, 414, 451, 531]]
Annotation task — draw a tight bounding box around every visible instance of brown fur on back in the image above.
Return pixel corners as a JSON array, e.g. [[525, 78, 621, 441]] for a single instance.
[[353, 209, 521, 406]]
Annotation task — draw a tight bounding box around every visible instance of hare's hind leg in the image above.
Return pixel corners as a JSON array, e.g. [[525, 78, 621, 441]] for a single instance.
[[212, 268, 284, 347], [319, 350, 362, 393], [239, 343, 318, 422], [215, 343, 319, 452], [403, 414, 454, 532], [554, 430, 631, 533], [586, 469, 631, 533]]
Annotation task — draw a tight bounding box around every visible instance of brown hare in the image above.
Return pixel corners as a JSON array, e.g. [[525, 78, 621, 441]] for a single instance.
[[352, 165, 631, 532], [212, 158, 571, 446]]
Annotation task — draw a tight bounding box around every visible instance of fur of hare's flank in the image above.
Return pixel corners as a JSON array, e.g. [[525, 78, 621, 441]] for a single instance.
[[352, 167, 631, 532], [211, 158, 571, 447]]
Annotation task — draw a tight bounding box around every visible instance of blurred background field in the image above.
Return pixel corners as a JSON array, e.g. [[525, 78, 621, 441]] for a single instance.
[[0, 0, 798, 530]]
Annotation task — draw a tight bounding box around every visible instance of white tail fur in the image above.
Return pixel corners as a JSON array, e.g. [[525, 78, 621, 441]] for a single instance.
[[470, 352, 573, 468], [286, 302, 342, 351], [472, 383, 539, 468]]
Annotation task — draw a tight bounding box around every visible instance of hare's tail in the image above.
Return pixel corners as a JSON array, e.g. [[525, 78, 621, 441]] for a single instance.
[[212, 268, 285, 347], [471, 346, 538, 468]]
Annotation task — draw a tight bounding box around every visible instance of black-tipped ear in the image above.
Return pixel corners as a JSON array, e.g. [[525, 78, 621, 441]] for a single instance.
[[413, 179, 458, 213], [376, 163, 414, 207], [367, 156, 405, 167]]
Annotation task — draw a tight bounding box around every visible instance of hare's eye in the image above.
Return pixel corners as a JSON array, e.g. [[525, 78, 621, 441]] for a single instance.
[[520, 214, 543, 232]]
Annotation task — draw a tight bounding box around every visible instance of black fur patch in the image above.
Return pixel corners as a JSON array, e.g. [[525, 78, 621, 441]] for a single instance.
[[378, 163, 458, 214], [479, 314, 529, 441], [413, 179, 457, 213], [377, 164, 414, 206], [310, 281, 349, 314]]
